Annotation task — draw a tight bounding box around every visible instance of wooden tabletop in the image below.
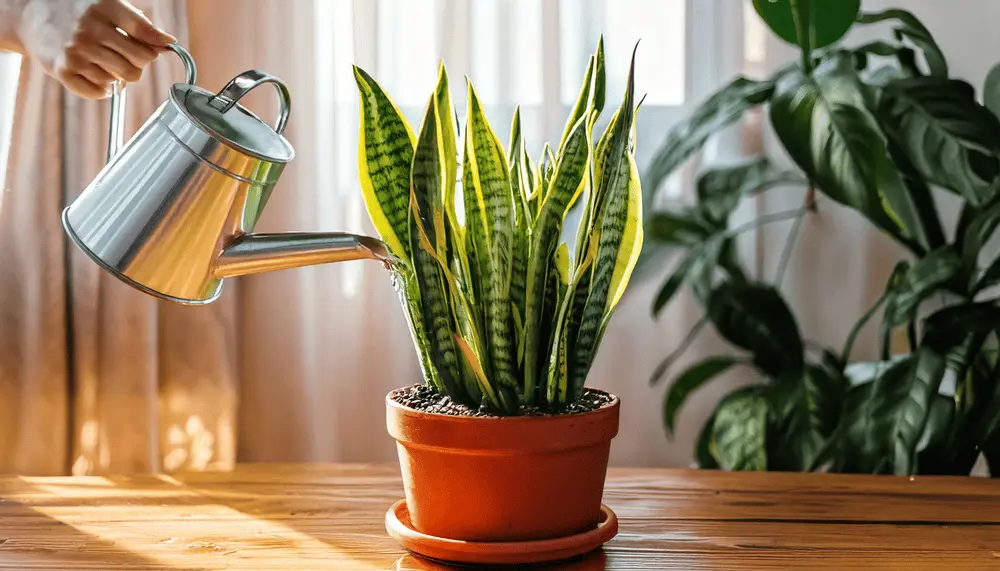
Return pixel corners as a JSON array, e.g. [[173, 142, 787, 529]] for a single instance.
[[1, 463, 999, 570]]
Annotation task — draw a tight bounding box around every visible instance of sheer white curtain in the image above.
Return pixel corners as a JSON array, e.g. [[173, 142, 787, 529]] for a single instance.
[[221, 0, 747, 467]]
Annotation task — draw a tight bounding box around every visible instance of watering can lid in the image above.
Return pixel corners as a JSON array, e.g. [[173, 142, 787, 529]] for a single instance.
[[171, 73, 295, 164]]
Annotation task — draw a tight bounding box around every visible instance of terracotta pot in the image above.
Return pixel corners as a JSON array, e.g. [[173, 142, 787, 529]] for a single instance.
[[385, 389, 620, 542]]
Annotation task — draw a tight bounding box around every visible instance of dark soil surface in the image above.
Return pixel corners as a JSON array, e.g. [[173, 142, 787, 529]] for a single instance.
[[389, 384, 614, 417]]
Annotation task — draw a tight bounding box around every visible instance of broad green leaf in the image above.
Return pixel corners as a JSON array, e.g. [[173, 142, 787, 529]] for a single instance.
[[651, 252, 696, 316], [706, 282, 804, 378], [711, 387, 769, 471], [883, 246, 963, 327], [858, 9, 947, 78], [984, 62, 1000, 120], [664, 356, 739, 434], [767, 363, 847, 471], [883, 138, 946, 252], [571, 49, 639, 398], [769, 54, 914, 249], [879, 77, 1000, 207], [644, 76, 775, 215], [961, 193, 1000, 267], [408, 91, 465, 401], [696, 410, 720, 469], [914, 394, 962, 475], [523, 116, 592, 402], [354, 66, 417, 261], [975, 255, 1000, 293], [752, 0, 860, 50], [463, 80, 517, 391], [695, 158, 805, 226]]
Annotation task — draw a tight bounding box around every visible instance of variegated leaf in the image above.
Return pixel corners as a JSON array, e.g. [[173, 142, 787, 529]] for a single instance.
[[463, 80, 518, 391], [354, 66, 416, 261], [509, 107, 532, 367], [570, 46, 639, 399], [523, 116, 592, 402], [409, 91, 465, 400]]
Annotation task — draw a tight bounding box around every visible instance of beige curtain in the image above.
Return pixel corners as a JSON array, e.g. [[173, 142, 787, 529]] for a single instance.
[[0, 0, 237, 475]]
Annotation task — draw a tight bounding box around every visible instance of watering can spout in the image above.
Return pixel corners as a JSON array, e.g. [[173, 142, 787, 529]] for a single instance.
[[214, 233, 395, 278]]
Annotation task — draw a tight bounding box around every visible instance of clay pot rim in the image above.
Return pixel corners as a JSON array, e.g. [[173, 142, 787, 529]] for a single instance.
[[386, 386, 620, 424]]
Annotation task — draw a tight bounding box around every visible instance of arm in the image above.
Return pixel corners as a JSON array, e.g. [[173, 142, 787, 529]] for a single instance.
[[0, 0, 175, 99]]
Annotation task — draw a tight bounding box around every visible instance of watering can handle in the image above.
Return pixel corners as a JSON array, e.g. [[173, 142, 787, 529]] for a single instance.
[[207, 70, 292, 135], [106, 43, 198, 163]]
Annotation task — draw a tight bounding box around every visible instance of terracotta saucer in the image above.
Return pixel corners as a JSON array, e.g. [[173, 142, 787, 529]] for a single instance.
[[385, 500, 618, 566]]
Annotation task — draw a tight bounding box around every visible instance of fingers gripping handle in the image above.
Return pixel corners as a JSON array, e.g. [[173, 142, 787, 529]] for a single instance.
[[207, 70, 292, 135], [106, 43, 198, 163]]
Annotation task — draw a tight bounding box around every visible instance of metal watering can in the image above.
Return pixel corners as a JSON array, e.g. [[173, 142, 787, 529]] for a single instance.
[[62, 44, 392, 305]]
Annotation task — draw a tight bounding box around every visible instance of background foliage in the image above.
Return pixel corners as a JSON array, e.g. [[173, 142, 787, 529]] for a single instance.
[[642, 0, 1000, 475]]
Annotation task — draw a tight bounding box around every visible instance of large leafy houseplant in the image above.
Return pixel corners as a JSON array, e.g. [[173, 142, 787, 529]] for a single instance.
[[643, 0, 1000, 476], [357, 39, 642, 560]]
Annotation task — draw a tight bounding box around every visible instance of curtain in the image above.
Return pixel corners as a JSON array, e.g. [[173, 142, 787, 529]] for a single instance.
[[0, 0, 745, 475]]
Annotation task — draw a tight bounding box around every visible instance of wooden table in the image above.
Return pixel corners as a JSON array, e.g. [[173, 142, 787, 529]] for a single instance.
[[1, 464, 1000, 570]]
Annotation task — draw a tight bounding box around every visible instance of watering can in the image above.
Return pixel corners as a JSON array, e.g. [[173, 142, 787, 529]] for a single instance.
[[62, 44, 392, 305]]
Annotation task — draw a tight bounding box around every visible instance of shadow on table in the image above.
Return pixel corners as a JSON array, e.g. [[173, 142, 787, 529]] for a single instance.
[[0, 478, 168, 570], [391, 550, 610, 570]]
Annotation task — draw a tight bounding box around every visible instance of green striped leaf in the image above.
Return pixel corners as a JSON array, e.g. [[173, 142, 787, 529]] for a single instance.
[[560, 36, 606, 154], [463, 80, 518, 391], [408, 90, 465, 401], [509, 107, 532, 361], [523, 116, 592, 403], [571, 47, 638, 397], [354, 66, 416, 262]]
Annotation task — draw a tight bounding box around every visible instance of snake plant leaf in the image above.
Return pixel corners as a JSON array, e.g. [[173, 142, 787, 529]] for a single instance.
[[644, 76, 775, 216], [664, 356, 740, 435], [858, 9, 947, 78], [769, 53, 918, 250], [560, 55, 594, 154], [975, 255, 1000, 293], [570, 47, 640, 398], [879, 77, 1000, 208], [882, 246, 963, 328], [408, 93, 465, 401], [463, 79, 518, 390], [707, 281, 804, 378], [354, 66, 416, 262], [523, 116, 592, 402], [591, 36, 606, 116], [509, 107, 532, 348], [545, 240, 597, 404], [453, 334, 501, 410], [710, 386, 769, 471], [752, 0, 860, 50], [601, 152, 644, 325], [435, 63, 466, 263]]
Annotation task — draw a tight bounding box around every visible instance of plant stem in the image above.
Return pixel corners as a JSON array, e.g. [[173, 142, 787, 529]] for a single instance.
[[842, 293, 887, 364], [723, 206, 811, 241], [789, 0, 814, 75], [650, 317, 708, 386], [774, 196, 811, 288]]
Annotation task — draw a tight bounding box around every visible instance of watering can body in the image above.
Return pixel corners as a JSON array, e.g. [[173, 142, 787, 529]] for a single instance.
[[63, 44, 390, 305]]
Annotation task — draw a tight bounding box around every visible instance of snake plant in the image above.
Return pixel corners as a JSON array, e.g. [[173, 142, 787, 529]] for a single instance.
[[355, 39, 643, 414]]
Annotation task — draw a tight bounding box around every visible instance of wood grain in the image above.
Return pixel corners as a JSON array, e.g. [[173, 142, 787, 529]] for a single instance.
[[0, 464, 999, 570]]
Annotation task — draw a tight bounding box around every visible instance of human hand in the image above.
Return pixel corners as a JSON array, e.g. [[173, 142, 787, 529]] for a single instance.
[[16, 0, 176, 99]]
